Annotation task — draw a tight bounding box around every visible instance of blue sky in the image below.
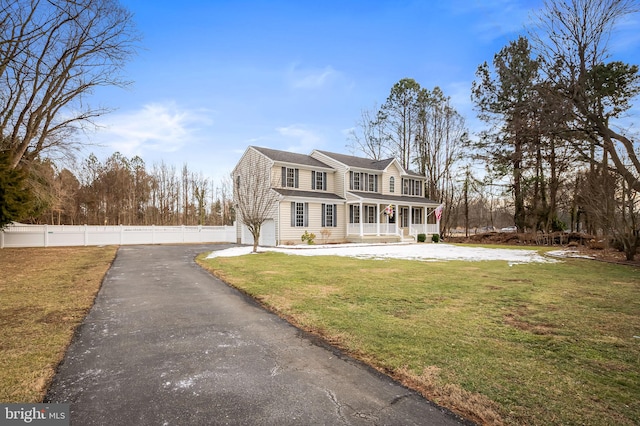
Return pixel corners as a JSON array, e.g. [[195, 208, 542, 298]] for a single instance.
[[83, 0, 639, 183]]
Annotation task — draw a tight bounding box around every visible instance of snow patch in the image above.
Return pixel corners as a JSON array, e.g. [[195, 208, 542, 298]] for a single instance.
[[207, 243, 559, 264]]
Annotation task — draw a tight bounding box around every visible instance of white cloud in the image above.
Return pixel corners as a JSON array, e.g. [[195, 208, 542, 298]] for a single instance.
[[286, 63, 341, 89], [449, 0, 538, 42], [276, 125, 324, 153], [92, 102, 213, 157]]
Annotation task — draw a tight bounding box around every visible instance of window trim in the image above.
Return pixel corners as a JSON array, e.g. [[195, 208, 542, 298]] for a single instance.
[[349, 205, 360, 224], [290, 202, 308, 227], [322, 203, 337, 227], [312, 171, 327, 191], [282, 167, 299, 188]]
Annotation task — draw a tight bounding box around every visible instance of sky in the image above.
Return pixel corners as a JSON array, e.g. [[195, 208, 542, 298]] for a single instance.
[[81, 0, 640, 184]]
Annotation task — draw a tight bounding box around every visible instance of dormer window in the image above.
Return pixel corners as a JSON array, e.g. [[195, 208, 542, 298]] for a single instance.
[[389, 176, 395, 193]]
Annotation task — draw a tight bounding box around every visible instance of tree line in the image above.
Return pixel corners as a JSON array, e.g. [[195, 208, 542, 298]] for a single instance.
[[26, 153, 235, 226]]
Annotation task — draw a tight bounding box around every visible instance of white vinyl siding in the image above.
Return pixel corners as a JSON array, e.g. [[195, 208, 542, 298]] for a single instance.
[[310, 151, 347, 198], [279, 201, 346, 244]]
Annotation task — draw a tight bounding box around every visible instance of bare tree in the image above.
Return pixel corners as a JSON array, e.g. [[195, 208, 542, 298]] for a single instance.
[[531, 0, 640, 192], [0, 0, 139, 169], [347, 105, 389, 160], [233, 152, 279, 253]]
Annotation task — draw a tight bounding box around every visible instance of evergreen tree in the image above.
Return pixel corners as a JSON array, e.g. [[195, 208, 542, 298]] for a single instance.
[[0, 152, 34, 228]]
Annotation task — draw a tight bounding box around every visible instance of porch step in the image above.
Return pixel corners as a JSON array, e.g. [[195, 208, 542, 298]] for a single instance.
[[346, 235, 403, 244]]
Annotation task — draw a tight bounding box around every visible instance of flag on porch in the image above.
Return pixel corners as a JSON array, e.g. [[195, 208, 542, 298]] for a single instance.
[[434, 204, 443, 221]]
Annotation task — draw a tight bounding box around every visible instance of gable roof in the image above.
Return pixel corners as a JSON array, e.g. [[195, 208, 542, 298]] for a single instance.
[[315, 150, 395, 171], [252, 146, 332, 169]]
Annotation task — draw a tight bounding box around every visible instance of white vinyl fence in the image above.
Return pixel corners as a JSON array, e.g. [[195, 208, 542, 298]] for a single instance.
[[0, 223, 237, 248]]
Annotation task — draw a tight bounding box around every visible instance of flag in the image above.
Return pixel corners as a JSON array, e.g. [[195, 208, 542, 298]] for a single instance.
[[434, 204, 443, 221]]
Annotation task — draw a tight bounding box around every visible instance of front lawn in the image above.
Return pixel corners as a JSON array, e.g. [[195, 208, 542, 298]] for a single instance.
[[0, 246, 117, 402], [198, 250, 640, 425]]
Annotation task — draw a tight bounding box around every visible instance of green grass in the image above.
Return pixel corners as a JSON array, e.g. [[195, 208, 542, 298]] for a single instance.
[[198, 249, 640, 425], [0, 246, 117, 402]]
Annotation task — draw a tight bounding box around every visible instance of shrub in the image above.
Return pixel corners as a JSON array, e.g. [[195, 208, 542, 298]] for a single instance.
[[417, 233, 426, 243], [301, 230, 316, 245], [432, 234, 440, 243]]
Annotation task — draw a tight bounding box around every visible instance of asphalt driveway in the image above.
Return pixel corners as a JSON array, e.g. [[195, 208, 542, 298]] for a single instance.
[[46, 244, 468, 425]]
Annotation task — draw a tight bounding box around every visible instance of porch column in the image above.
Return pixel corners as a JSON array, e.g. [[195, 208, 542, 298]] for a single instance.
[[393, 204, 400, 235], [359, 201, 364, 237], [408, 205, 412, 237], [376, 204, 380, 236]]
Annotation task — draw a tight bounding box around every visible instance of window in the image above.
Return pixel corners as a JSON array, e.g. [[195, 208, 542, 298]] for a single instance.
[[411, 208, 423, 224], [367, 174, 377, 192], [402, 178, 423, 196], [290, 202, 308, 227], [389, 176, 395, 193], [282, 167, 299, 188], [349, 205, 360, 223], [312, 171, 327, 190], [350, 171, 361, 190], [322, 204, 337, 227], [365, 206, 376, 223], [350, 172, 379, 192]]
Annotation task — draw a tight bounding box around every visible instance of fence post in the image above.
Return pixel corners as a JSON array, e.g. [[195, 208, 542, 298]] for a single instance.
[[182, 225, 185, 243], [120, 225, 124, 245], [84, 224, 88, 246], [44, 224, 48, 247], [1, 229, 4, 249], [152, 225, 155, 245]]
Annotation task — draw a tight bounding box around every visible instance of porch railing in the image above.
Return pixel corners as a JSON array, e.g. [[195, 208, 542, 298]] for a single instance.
[[409, 224, 439, 237], [347, 223, 398, 236], [347, 223, 439, 237]]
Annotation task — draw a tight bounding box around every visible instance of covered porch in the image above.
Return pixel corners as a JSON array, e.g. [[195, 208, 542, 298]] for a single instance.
[[345, 193, 440, 242]]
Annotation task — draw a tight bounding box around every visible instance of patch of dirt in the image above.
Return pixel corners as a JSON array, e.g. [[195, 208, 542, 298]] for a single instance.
[[504, 313, 557, 335]]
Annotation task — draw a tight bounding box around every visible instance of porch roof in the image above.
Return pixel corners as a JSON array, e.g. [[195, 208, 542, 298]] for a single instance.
[[274, 188, 345, 201], [347, 191, 440, 207]]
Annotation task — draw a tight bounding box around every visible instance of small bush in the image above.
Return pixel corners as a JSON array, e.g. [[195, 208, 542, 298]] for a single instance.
[[301, 230, 316, 245], [417, 233, 427, 243], [432, 234, 440, 243]]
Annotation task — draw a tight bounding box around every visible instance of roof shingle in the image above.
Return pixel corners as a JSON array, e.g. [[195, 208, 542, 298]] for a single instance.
[[252, 146, 332, 169]]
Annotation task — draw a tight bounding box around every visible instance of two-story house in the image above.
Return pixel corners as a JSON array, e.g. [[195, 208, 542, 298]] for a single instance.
[[233, 146, 441, 246]]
